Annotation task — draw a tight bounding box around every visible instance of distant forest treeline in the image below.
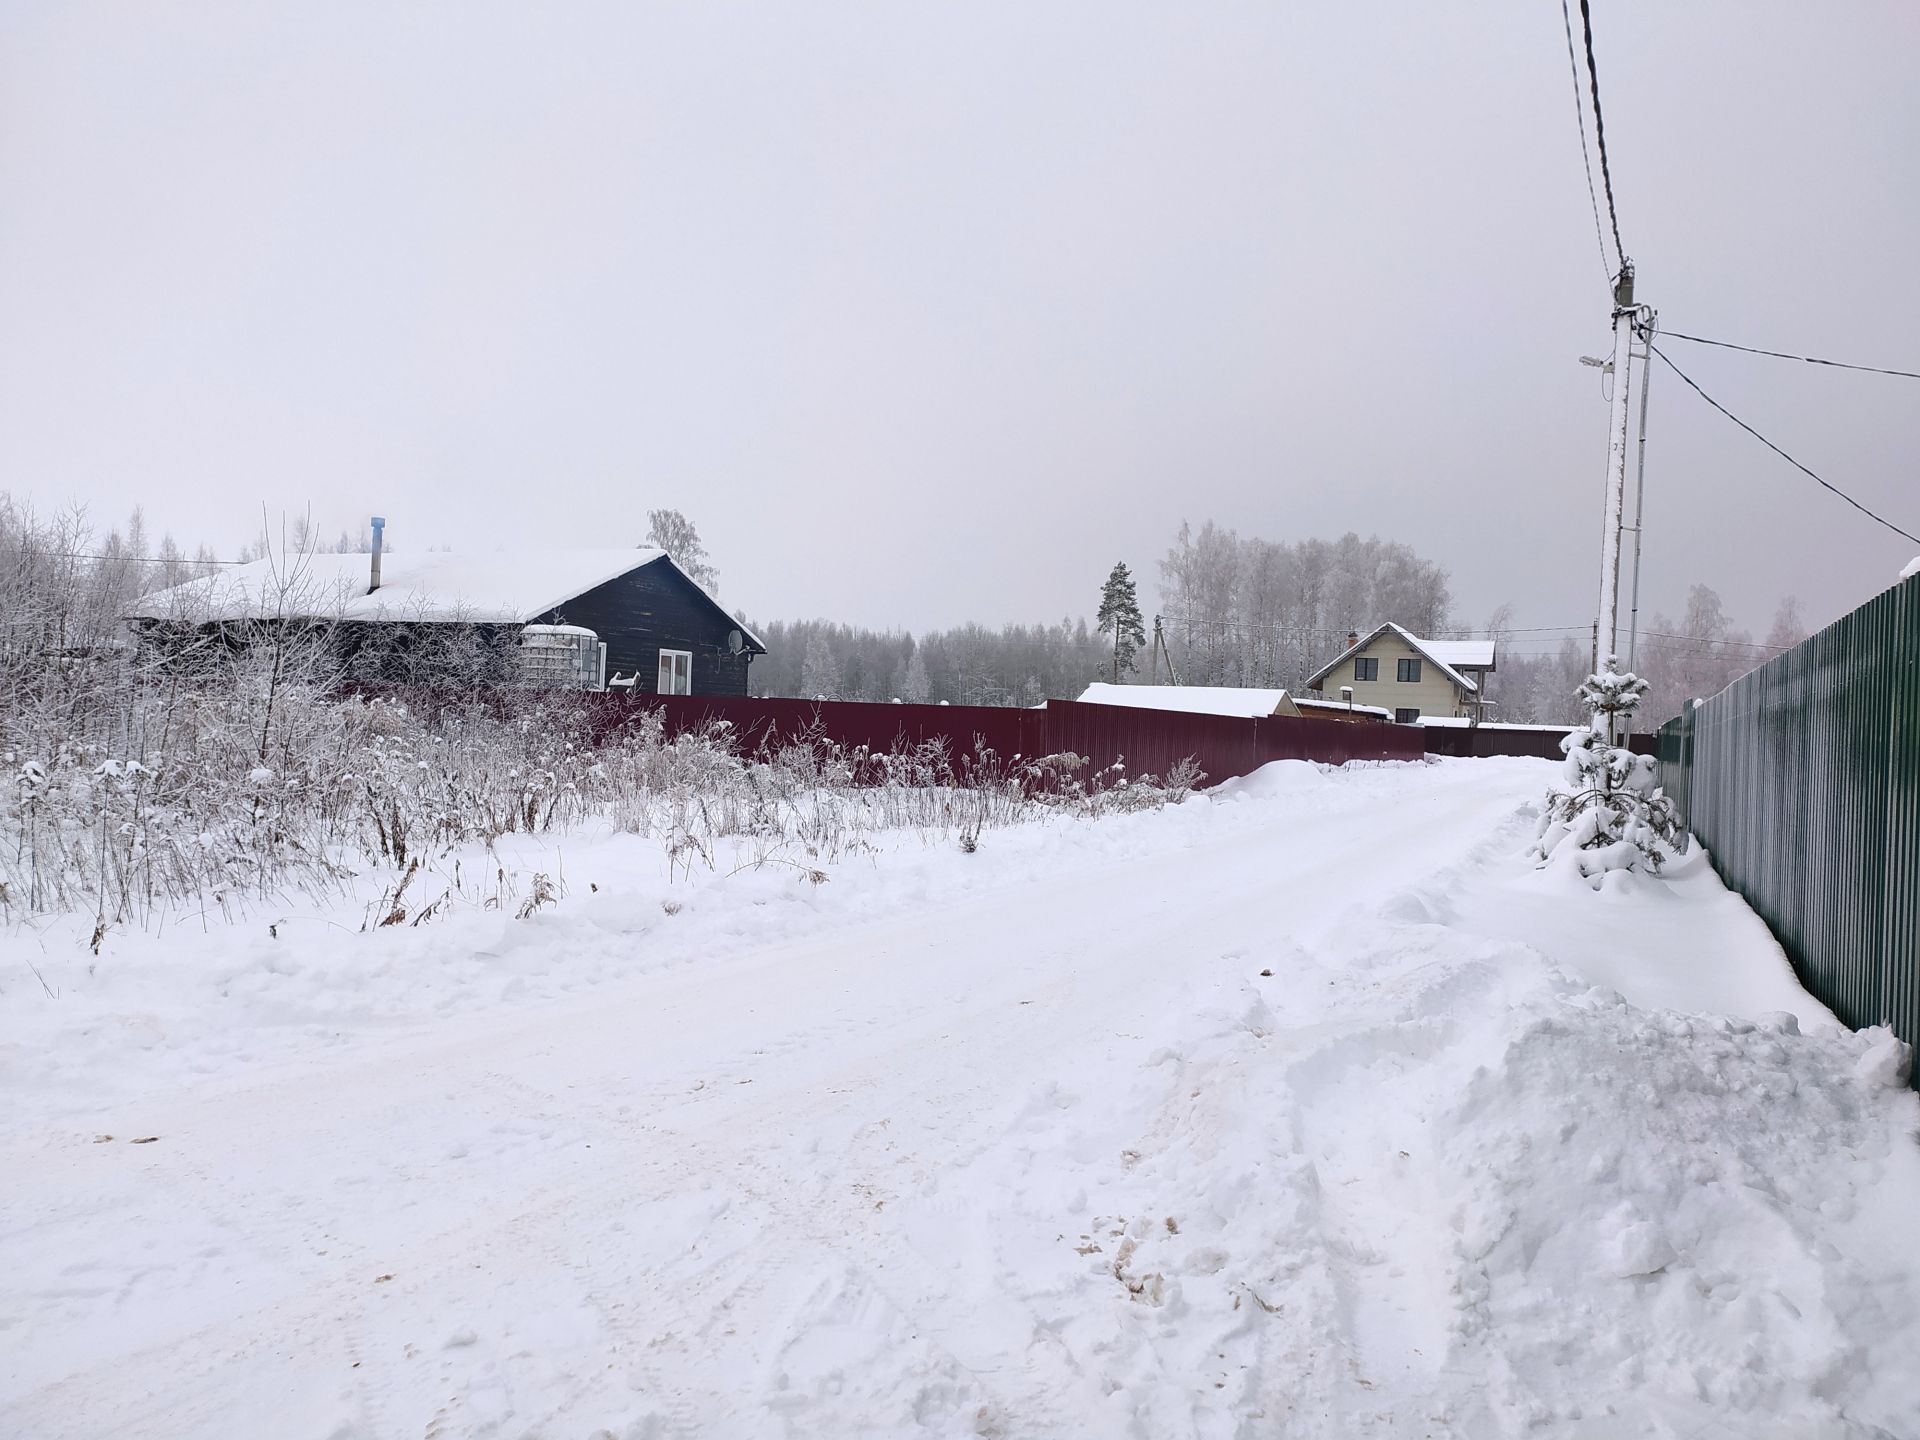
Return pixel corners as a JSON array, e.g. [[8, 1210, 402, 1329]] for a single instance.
[[750, 520, 1811, 729], [750, 527, 1463, 708], [748, 618, 1111, 711]]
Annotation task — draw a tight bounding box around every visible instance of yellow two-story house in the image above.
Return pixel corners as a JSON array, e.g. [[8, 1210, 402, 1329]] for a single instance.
[[1305, 623, 1495, 724]]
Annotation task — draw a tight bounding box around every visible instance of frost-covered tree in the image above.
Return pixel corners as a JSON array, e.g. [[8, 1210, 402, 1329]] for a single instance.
[[748, 618, 1107, 706], [1156, 521, 1452, 688], [1520, 639, 1590, 725], [1532, 658, 1682, 884], [644, 509, 717, 592], [800, 631, 842, 700], [1158, 520, 1244, 686], [320, 523, 372, 554], [1095, 562, 1147, 683], [902, 646, 931, 704], [1634, 584, 1762, 726], [1766, 595, 1808, 651]]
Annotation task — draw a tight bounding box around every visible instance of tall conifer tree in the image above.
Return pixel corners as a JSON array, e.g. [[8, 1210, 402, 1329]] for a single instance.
[[1096, 562, 1147, 684]]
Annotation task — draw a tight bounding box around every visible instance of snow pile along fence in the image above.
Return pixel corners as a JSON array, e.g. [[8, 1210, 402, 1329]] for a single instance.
[[1656, 569, 1920, 1060]]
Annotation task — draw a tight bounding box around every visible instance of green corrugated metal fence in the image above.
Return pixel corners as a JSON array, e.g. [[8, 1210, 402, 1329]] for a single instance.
[[1656, 572, 1920, 1046]]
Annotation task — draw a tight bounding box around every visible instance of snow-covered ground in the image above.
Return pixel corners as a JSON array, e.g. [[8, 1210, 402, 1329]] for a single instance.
[[5, 758, 1918, 1439]]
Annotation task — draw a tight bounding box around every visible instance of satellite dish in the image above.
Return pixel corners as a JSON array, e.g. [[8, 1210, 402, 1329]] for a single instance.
[[726, 628, 745, 655]]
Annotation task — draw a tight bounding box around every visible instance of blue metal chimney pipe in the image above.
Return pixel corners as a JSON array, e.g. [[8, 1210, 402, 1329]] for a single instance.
[[369, 516, 386, 594]]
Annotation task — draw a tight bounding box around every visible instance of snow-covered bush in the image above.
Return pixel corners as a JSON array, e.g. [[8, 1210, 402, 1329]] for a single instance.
[[0, 675, 1200, 931], [1531, 660, 1682, 884]]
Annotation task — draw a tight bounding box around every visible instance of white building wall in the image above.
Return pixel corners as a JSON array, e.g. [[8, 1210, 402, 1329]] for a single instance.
[[1325, 632, 1469, 720]]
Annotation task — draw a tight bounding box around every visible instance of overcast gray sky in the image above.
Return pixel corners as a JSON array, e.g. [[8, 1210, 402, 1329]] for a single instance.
[[2, 1, 1915, 643]]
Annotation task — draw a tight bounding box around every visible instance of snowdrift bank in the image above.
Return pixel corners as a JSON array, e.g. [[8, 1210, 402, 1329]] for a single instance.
[[4, 758, 1918, 1439], [0, 762, 1375, 1126], [899, 813, 1920, 1439]]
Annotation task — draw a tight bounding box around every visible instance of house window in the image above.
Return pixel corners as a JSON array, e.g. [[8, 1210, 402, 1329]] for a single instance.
[[1395, 707, 1420, 724], [1396, 658, 1422, 683], [1353, 657, 1378, 682], [656, 648, 692, 696]]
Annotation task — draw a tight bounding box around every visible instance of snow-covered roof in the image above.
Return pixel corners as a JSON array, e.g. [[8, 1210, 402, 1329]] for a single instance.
[[1415, 717, 1576, 732], [1418, 638, 1496, 670], [1304, 623, 1488, 694], [1073, 683, 1297, 719], [128, 548, 765, 649]]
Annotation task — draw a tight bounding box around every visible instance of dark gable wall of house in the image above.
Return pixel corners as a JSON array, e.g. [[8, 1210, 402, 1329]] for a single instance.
[[538, 558, 758, 695]]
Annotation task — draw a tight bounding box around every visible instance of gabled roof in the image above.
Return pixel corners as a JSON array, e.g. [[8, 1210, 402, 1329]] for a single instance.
[[128, 548, 766, 650], [1305, 623, 1486, 694], [1418, 638, 1496, 671]]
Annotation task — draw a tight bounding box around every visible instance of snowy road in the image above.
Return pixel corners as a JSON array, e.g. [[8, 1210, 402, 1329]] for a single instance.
[[6, 759, 1919, 1439]]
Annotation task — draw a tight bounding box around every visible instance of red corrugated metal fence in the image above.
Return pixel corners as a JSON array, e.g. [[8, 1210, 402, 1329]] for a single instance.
[[358, 687, 1605, 783], [609, 695, 1425, 787]]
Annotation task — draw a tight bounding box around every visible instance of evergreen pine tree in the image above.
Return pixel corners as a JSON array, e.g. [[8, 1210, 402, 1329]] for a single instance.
[[1531, 657, 1682, 881], [1095, 562, 1147, 684]]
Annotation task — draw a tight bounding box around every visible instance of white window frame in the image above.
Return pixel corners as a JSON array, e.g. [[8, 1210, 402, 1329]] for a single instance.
[[657, 648, 693, 696]]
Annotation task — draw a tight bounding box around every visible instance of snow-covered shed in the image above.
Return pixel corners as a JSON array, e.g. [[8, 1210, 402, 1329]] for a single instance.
[[1073, 683, 1393, 724], [1075, 683, 1301, 719], [1304, 623, 1496, 724], [127, 548, 766, 694]]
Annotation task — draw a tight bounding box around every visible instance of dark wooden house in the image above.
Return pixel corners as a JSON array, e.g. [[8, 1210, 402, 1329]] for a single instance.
[[127, 548, 766, 694]]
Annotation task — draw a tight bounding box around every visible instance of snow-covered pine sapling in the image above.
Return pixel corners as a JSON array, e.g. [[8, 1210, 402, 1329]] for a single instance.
[[1531, 656, 1682, 883]]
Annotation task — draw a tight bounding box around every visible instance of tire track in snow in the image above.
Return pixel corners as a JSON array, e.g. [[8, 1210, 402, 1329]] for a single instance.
[[907, 801, 1553, 1437], [1, 763, 1550, 1439]]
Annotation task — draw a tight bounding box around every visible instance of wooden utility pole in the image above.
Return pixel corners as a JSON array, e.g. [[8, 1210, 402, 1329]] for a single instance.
[[1149, 615, 1180, 686]]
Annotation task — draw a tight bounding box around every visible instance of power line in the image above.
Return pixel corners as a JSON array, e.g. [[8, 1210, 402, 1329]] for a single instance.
[[1133, 615, 1795, 654], [1641, 631, 1786, 652], [1558, 0, 1614, 282], [1650, 345, 1920, 547], [1504, 630, 1785, 651], [1575, 0, 1627, 269], [1162, 616, 1503, 640], [1659, 330, 1920, 382], [1462, 625, 1590, 635]]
